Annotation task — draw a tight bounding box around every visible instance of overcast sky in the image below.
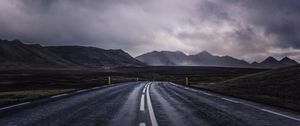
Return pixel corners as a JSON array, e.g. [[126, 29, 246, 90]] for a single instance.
[[0, 0, 300, 62]]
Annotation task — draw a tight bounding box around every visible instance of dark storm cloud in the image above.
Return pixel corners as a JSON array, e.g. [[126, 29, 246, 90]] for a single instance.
[[234, 0, 300, 48], [0, 0, 300, 62]]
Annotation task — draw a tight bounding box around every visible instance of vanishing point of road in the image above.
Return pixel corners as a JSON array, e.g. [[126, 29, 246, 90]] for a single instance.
[[0, 82, 300, 126]]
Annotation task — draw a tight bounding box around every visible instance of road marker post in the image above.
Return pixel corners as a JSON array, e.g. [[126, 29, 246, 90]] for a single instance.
[[185, 77, 189, 86], [108, 76, 111, 85]]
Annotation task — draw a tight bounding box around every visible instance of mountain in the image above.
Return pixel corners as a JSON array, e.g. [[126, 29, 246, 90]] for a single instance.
[[280, 57, 299, 66], [189, 51, 250, 67], [257, 57, 280, 68], [0, 39, 76, 69], [0, 39, 144, 69], [47, 46, 144, 68], [136, 51, 251, 68], [135, 51, 188, 66], [255, 56, 298, 68], [136, 51, 298, 68]]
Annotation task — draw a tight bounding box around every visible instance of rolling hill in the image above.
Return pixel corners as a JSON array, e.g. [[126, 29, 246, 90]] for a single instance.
[[0, 39, 76, 69], [46, 46, 145, 68], [0, 39, 144, 69], [195, 64, 300, 111]]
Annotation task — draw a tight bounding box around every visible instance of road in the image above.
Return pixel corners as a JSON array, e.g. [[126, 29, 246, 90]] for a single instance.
[[0, 82, 300, 126]]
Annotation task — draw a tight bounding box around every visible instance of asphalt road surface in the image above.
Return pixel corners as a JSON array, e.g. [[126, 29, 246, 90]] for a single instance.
[[0, 82, 300, 126]]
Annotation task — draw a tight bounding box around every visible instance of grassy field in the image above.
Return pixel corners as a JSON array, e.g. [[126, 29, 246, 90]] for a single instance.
[[1, 66, 299, 111], [192, 65, 300, 111], [0, 69, 139, 106], [0, 66, 266, 106], [0, 89, 74, 106]]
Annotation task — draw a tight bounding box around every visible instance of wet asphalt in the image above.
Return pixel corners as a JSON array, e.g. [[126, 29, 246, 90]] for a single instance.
[[0, 81, 300, 126]]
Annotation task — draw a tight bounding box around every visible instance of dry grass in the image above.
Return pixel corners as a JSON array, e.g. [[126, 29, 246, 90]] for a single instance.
[[0, 89, 74, 106]]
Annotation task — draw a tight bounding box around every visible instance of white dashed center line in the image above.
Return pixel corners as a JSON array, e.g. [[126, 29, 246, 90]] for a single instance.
[[139, 122, 146, 126], [140, 94, 145, 111], [143, 85, 147, 94]]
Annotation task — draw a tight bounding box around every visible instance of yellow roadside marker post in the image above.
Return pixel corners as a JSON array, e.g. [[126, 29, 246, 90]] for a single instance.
[[108, 76, 111, 85], [185, 77, 189, 86]]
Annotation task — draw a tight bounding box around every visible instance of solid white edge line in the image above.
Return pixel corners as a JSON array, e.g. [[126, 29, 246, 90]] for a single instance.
[[140, 94, 145, 111], [201, 92, 214, 96], [139, 122, 146, 126], [260, 109, 300, 122], [51, 93, 68, 98], [146, 83, 158, 126], [0, 102, 30, 111], [221, 98, 240, 104], [76, 89, 87, 93]]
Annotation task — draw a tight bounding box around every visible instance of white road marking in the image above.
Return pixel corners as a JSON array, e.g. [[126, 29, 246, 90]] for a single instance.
[[221, 98, 240, 104], [0, 102, 30, 111], [139, 122, 146, 126], [260, 109, 300, 122], [241, 102, 258, 109], [51, 93, 68, 98], [76, 89, 87, 93], [140, 94, 145, 111], [142, 85, 147, 94], [190, 89, 197, 92], [201, 92, 214, 96], [170, 82, 178, 87], [146, 83, 158, 126]]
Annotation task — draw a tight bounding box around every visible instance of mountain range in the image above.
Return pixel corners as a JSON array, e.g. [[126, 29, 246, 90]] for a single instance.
[[0, 39, 144, 69], [0, 39, 298, 69], [136, 51, 298, 68]]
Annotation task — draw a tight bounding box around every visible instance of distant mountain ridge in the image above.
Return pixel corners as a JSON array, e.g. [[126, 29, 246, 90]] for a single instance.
[[0, 39, 144, 69], [136, 51, 298, 68], [254, 56, 299, 68], [1, 39, 297, 69], [46, 46, 144, 68], [0, 39, 76, 69]]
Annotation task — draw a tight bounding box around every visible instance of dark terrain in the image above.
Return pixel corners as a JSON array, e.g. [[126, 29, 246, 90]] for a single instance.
[[0, 66, 265, 106], [46, 46, 144, 68], [194, 64, 300, 111], [0, 39, 144, 69], [0, 40, 75, 69]]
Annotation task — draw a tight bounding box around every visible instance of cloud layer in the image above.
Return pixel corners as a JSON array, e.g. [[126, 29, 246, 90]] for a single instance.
[[0, 0, 300, 62]]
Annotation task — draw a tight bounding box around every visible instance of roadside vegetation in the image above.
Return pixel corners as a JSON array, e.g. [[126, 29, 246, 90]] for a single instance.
[[0, 66, 265, 107], [0, 89, 74, 106], [192, 65, 300, 111]]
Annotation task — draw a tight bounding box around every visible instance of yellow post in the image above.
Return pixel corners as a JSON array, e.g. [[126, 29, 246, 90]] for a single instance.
[[108, 76, 111, 85], [185, 77, 189, 86]]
